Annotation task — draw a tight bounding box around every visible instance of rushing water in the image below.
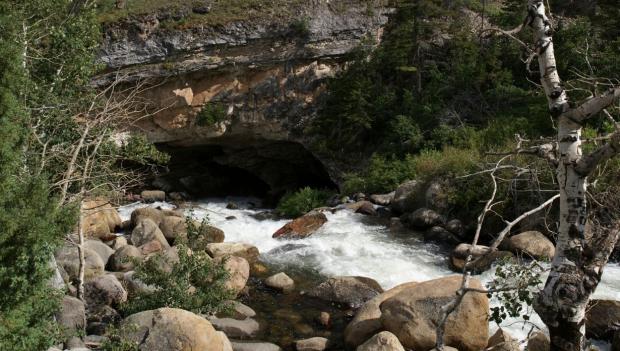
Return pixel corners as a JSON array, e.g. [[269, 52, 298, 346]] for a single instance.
[[119, 197, 620, 348]]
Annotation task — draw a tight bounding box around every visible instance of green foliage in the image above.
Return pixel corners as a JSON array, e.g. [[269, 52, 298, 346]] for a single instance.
[[290, 17, 311, 37], [120, 134, 171, 166], [487, 259, 545, 325], [196, 103, 227, 127], [100, 324, 139, 351], [120, 219, 233, 316], [276, 187, 334, 218]]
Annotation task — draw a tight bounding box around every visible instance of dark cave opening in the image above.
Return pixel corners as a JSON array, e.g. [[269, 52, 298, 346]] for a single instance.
[[153, 140, 337, 205]]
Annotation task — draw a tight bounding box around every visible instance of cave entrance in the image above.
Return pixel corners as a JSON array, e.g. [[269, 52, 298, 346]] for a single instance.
[[154, 140, 336, 205]]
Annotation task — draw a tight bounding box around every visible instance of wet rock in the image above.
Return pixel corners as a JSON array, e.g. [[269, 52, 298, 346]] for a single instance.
[[221, 256, 250, 296], [209, 317, 260, 339], [219, 301, 256, 320], [318, 312, 330, 328], [131, 218, 170, 249], [344, 282, 417, 348], [424, 226, 461, 246], [307, 276, 383, 309], [227, 202, 239, 209], [586, 299, 620, 340], [56, 246, 105, 281], [109, 245, 143, 272], [207, 242, 260, 263], [81, 200, 122, 240], [402, 208, 445, 229], [445, 219, 465, 238], [121, 308, 223, 351], [370, 192, 395, 206], [380, 275, 489, 351], [295, 337, 329, 351], [230, 341, 282, 351], [527, 332, 549, 351], [55, 296, 86, 333], [390, 180, 421, 214], [226, 216, 237, 220], [84, 274, 127, 307], [141, 190, 166, 203], [487, 328, 519, 351], [251, 211, 280, 221], [84, 240, 115, 266], [504, 231, 555, 260], [357, 331, 405, 351], [265, 272, 295, 293], [450, 244, 513, 274], [356, 201, 377, 216], [273, 211, 327, 239]]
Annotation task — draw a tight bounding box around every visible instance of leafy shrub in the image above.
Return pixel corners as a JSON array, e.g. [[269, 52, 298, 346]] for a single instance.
[[120, 239, 232, 316], [342, 154, 414, 195], [290, 17, 310, 37], [100, 324, 139, 351], [276, 187, 333, 218], [196, 103, 227, 127], [119, 134, 170, 166]]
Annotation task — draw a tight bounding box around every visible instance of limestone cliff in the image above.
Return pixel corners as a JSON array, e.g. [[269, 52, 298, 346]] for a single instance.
[[96, 0, 393, 198]]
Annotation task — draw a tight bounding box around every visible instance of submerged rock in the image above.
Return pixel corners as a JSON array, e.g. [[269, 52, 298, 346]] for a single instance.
[[272, 211, 327, 239], [307, 276, 383, 309], [295, 337, 329, 351], [380, 275, 489, 351]]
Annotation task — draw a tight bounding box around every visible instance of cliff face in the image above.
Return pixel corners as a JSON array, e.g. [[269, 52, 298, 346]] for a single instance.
[[97, 0, 393, 198]]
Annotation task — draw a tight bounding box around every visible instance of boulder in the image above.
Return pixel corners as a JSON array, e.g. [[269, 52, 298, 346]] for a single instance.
[[109, 236, 128, 250], [131, 207, 165, 227], [613, 330, 620, 351], [380, 275, 489, 351], [66, 336, 86, 349], [86, 305, 121, 335], [221, 256, 250, 296], [295, 337, 329, 351], [346, 201, 377, 216], [190, 224, 226, 250], [109, 245, 143, 272], [370, 192, 395, 206], [209, 317, 260, 339], [231, 341, 282, 351], [450, 244, 513, 274], [586, 299, 620, 340], [390, 180, 421, 214], [206, 242, 260, 263], [84, 274, 127, 307], [84, 240, 115, 266], [357, 331, 405, 351], [504, 231, 554, 260], [217, 331, 233, 351], [121, 308, 222, 351], [159, 216, 186, 241], [487, 328, 519, 351], [307, 276, 383, 309], [402, 208, 445, 229], [344, 282, 417, 348], [139, 239, 164, 255], [424, 226, 461, 246], [81, 200, 122, 239], [141, 190, 166, 203], [131, 218, 170, 249], [425, 180, 450, 212], [56, 246, 105, 281], [265, 272, 295, 293], [55, 296, 86, 332], [218, 301, 256, 320], [273, 211, 327, 239], [123, 271, 156, 295], [445, 219, 465, 238], [527, 332, 549, 351], [318, 312, 330, 327]]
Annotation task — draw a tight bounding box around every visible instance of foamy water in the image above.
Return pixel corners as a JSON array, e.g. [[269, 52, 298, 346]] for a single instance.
[[119, 198, 620, 347]]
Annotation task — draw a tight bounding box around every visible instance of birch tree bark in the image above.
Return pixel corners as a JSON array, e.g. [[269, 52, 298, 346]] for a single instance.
[[525, 1, 620, 350]]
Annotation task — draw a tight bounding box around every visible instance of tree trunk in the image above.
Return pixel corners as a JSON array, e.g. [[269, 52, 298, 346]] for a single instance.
[[528, 1, 619, 350]]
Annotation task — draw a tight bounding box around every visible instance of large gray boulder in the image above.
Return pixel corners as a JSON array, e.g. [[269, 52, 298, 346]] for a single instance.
[[504, 231, 555, 260], [307, 276, 383, 309], [84, 274, 127, 307], [402, 208, 445, 229], [206, 242, 260, 263], [265, 272, 295, 293], [108, 244, 143, 272], [84, 240, 115, 266], [380, 275, 489, 351], [55, 296, 86, 333], [344, 282, 417, 348], [208, 317, 260, 339], [121, 308, 225, 351], [131, 218, 170, 249], [390, 180, 421, 214], [55, 246, 105, 281], [221, 256, 250, 296], [357, 331, 405, 351]]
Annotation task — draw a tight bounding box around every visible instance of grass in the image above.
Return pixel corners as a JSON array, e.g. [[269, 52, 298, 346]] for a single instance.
[[97, 0, 307, 27]]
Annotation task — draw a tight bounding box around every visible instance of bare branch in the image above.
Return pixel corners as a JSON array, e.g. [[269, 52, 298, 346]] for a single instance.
[[575, 131, 620, 176], [562, 87, 620, 123]]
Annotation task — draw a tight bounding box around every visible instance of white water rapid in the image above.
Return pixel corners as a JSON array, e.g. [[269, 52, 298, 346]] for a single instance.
[[119, 197, 620, 348]]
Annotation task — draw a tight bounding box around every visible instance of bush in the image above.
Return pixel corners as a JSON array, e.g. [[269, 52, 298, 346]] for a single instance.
[[196, 103, 227, 127], [276, 187, 333, 218]]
